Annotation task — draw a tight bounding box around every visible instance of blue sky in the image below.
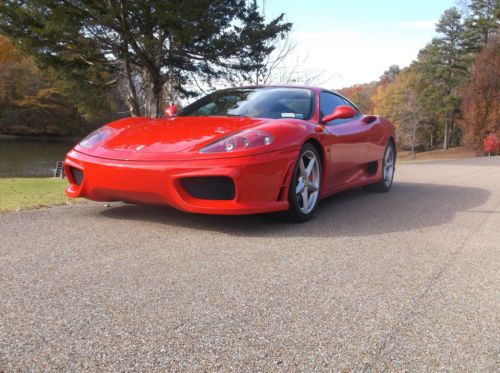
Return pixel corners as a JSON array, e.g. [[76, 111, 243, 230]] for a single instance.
[[264, 0, 459, 88]]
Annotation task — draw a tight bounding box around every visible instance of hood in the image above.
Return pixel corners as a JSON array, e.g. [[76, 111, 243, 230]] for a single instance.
[[75, 116, 272, 161]]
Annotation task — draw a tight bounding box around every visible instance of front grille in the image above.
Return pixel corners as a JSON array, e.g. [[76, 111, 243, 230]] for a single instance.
[[180, 177, 235, 200], [69, 167, 84, 186]]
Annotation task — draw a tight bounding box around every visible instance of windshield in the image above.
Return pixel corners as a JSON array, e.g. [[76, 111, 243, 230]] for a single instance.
[[178, 87, 314, 120]]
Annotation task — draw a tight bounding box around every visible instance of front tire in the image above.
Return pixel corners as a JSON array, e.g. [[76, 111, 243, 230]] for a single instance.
[[364, 142, 395, 193], [284, 144, 322, 222]]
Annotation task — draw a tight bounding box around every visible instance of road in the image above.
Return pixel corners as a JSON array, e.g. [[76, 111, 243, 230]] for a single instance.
[[1, 157, 499, 372]]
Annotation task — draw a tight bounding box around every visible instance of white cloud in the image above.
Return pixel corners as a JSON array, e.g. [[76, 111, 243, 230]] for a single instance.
[[284, 30, 419, 89]]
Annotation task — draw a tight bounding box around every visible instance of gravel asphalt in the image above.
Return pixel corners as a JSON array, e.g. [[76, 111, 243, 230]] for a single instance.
[[1, 157, 499, 372]]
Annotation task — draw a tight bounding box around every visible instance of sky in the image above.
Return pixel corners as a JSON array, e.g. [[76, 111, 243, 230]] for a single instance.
[[264, 0, 459, 89]]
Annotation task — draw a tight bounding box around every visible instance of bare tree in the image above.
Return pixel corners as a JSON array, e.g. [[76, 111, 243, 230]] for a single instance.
[[396, 90, 427, 158], [221, 36, 334, 88]]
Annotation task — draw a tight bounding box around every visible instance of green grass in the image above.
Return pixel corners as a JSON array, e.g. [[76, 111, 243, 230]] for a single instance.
[[0, 178, 79, 212]]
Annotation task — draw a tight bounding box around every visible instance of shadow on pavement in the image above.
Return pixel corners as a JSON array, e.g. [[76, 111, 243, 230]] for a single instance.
[[99, 182, 490, 237]]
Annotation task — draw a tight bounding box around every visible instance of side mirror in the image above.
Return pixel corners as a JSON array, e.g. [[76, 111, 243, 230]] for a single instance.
[[164, 105, 177, 117], [321, 105, 357, 124]]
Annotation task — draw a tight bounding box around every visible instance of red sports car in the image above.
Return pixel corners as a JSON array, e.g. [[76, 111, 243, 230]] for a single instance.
[[64, 86, 395, 222]]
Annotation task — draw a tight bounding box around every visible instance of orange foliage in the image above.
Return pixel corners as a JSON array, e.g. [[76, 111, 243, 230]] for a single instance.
[[483, 133, 500, 154], [461, 35, 500, 150], [338, 82, 377, 114], [0, 35, 42, 105]]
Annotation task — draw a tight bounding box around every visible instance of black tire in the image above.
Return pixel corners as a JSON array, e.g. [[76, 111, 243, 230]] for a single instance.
[[283, 143, 322, 222], [364, 142, 396, 193]]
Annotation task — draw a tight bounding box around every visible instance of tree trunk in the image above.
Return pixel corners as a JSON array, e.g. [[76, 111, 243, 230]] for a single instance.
[[443, 113, 449, 151], [411, 126, 417, 159], [143, 71, 164, 118], [124, 55, 141, 117], [449, 111, 456, 147]]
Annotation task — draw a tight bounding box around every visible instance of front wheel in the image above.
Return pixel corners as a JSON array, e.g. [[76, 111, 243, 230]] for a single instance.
[[364, 142, 395, 193], [284, 144, 322, 222]]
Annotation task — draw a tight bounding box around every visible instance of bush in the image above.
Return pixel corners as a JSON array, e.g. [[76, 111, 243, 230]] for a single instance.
[[483, 133, 500, 155]]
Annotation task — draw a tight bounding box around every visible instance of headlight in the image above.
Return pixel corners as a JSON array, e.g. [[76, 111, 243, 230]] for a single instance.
[[79, 126, 112, 148], [199, 129, 274, 154]]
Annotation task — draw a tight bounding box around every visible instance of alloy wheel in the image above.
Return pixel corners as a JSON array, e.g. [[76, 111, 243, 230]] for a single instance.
[[295, 149, 320, 215], [383, 146, 395, 187]]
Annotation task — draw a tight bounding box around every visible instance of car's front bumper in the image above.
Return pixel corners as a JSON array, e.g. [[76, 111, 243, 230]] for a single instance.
[[64, 149, 297, 215]]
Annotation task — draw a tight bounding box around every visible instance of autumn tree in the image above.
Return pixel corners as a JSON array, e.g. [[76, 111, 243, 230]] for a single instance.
[[379, 65, 401, 87], [347, 0, 498, 154], [338, 82, 378, 114], [461, 35, 500, 149], [372, 68, 429, 156], [0, 36, 42, 106], [0, 35, 125, 135]]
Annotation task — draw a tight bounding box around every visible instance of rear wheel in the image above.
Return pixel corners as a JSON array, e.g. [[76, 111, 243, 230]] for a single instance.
[[284, 144, 322, 222], [364, 142, 395, 193]]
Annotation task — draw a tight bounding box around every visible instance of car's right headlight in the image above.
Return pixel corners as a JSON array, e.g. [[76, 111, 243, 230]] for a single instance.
[[79, 126, 112, 148], [199, 129, 274, 154]]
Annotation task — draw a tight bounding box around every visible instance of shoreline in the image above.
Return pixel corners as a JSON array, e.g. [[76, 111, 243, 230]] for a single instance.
[[0, 134, 82, 142]]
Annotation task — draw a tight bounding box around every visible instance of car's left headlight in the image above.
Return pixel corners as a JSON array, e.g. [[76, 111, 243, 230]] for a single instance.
[[79, 126, 112, 148], [199, 129, 274, 153]]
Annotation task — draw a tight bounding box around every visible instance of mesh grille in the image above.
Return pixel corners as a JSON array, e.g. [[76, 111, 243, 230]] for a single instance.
[[180, 177, 235, 200]]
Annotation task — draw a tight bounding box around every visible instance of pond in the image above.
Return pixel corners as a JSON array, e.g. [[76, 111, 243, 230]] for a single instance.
[[0, 138, 78, 177]]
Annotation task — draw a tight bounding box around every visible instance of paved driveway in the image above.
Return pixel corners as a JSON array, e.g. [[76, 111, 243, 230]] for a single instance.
[[1, 157, 499, 371]]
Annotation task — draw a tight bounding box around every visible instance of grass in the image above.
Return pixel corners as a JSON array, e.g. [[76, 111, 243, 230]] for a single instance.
[[0, 178, 80, 212], [397, 146, 477, 163]]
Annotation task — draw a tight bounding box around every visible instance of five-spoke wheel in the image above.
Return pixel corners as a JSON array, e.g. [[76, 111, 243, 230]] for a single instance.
[[286, 144, 322, 222], [383, 144, 395, 188]]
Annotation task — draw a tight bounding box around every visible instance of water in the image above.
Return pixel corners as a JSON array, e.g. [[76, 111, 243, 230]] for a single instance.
[[0, 138, 78, 177]]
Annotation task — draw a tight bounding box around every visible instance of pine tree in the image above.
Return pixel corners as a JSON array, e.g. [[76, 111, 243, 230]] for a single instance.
[[464, 0, 500, 52], [433, 8, 468, 150]]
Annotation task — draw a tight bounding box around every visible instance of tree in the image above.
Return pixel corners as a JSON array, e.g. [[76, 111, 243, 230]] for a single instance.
[[225, 0, 290, 85], [372, 69, 430, 156], [413, 42, 451, 149], [10, 88, 86, 136], [428, 8, 468, 150], [397, 89, 428, 158], [379, 65, 401, 87], [338, 82, 378, 114], [483, 133, 500, 154], [461, 35, 500, 149], [0, 0, 291, 118], [0, 35, 125, 135], [463, 0, 500, 51], [0, 36, 42, 106], [220, 35, 331, 89]]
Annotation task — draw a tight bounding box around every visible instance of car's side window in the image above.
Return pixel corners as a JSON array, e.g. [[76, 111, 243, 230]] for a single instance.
[[319, 92, 352, 125], [341, 97, 358, 111]]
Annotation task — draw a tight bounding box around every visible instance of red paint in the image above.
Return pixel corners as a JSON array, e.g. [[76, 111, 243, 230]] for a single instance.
[[64, 85, 395, 215], [321, 105, 357, 123], [164, 105, 177, 116]]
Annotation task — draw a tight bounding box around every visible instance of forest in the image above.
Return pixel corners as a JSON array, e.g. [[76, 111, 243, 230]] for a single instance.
[[339, 0, 499, 155], [0, 0, 498, 155]]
